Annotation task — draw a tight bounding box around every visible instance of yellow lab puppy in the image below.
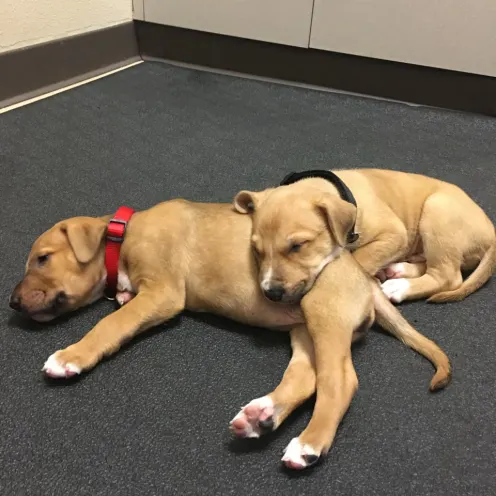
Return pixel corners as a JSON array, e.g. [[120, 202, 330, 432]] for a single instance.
[[234, 169, 494, 304], [10, 200, 450, 469]]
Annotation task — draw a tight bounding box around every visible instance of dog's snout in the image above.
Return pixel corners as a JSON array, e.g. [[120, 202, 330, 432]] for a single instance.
[[30, 290, 46, 305], [9, 293, 22, 311], [263, 286, 285, 302], [9, 287, 46, 314]]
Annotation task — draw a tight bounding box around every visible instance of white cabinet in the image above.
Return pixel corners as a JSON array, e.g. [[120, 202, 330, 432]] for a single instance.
[[309, 0, 496, 77], [139, 0, 496, 77], [133, 0, 144, 20], [143, 0, 314, 47]]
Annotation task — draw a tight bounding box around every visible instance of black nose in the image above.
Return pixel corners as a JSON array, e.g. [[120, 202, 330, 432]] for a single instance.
[[264, 286, 285, 302], [9, 294, 22, 311], [55, 291, 67, 305]]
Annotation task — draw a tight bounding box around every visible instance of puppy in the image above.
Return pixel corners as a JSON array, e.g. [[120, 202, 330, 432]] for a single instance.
[[234, 169, 495, 304], [10, 200, 450, 469]]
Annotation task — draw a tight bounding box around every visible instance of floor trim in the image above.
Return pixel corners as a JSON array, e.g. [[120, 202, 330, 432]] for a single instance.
[[135, 21, 496, 117], [0, 61, 143, 114], [144, 56, 429, 109], [0, 22, 140, 110]]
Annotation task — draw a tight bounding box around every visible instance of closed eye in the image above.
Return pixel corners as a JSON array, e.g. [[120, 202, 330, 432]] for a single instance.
[[288, 240, 309, 254], [37, 254, 50, 266], [289, 243, 302, 253]]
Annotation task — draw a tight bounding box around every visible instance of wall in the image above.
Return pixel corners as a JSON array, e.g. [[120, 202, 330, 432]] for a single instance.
[[310, 0, 496, 77], [0, 0, 132, 54], [140, 0, 496, 77], [141, 0, 313, 48]]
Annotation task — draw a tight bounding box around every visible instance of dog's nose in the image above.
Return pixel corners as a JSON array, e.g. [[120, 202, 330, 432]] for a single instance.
[[55, 291, 67, 305], [9, 294, 22, 311], [263, 286, 285, 302]]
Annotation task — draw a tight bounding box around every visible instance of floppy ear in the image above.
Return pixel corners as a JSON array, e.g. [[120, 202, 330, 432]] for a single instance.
[[61, 218, 107, 263], [316, 194, 357, 247]]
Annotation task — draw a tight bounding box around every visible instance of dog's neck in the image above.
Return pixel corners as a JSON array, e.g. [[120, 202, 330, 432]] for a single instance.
[[316, 246, 344, 276]]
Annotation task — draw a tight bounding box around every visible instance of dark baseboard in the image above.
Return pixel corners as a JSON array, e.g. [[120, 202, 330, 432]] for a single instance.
[[0, 22, 140, 108], [135, 20, 496, 117]]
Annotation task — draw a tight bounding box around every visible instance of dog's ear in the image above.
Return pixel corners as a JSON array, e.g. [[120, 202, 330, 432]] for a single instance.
[[61, 218, 107, 263], [233, 188, 275, 214], [316, 194, 357, 247], [233, 191, 256, 214]]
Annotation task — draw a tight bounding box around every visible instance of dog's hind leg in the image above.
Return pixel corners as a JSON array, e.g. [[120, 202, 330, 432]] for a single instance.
[[230, 324, 316, 439], [381, 193, 467, 303]]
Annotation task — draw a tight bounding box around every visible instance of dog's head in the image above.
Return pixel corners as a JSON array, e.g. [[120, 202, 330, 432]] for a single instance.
[[234, 182, 356, 304], [9, 217, 108, 321]]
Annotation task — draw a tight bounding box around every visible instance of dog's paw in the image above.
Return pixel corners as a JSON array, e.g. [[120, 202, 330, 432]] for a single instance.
[[116, 291, 135, 306], [42, 351, 82, 379], [229, 396, 275, 438], [282, 438, 320, 470], [376, 263, 406, 282], [384, 262, 406, 279], [381, 278, 410, 303]]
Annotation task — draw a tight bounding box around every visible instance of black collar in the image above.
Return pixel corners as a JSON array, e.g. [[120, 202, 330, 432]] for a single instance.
[[280, 170, 359, 244]]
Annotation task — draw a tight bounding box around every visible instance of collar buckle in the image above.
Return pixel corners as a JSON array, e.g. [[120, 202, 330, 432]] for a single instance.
[[107, 218, 128, 243]]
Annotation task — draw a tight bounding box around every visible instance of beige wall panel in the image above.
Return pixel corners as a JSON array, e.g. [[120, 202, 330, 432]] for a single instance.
[[133, 0, 145, 20], [310, 0, 496, 77], [144, 0, 314, 47]]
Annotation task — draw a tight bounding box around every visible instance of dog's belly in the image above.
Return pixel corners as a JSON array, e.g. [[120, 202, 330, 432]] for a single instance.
[[186, 289, 304, 330]]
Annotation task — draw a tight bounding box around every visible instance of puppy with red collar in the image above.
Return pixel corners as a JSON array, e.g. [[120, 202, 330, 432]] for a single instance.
[[10, 199, 450, 469]]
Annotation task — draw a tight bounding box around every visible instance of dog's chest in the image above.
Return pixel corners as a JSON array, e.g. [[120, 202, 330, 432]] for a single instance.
[[117, 271, 134, 293]]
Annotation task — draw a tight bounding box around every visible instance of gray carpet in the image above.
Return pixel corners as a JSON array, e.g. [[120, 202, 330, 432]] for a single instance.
[[1, 62, 495, 496]]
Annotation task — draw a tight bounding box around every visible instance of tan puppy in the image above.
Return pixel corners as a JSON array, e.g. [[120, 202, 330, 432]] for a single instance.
[[234, 169, 495, 304], [10, 200, 450, 469]]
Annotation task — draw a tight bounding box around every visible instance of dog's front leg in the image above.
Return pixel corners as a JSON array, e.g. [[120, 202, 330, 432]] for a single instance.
[[280, 260, 368, 470], [230, 324, 316, 438], [281, 327, 357, 470], [43, 289, 185, 378], [353, 229, 408, 276]]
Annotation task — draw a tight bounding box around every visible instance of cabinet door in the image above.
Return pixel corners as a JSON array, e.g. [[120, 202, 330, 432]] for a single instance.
[[143, 0, 314, 47], [133, 0, 144, 20], [310, 0, 496, 77]]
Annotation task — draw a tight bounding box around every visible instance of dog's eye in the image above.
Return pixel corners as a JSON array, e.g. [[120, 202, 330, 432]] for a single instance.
[[289, 243, 303, 253], [37, 254, 50, 266]]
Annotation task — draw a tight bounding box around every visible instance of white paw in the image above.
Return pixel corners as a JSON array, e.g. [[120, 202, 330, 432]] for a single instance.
[[116, 291, 134, 306], [42, 352, 81, 379], [282, 438, 319, 470], [229, 396, 275, 439], [381, 278, 410, 303], [384, 262, 406, 279]]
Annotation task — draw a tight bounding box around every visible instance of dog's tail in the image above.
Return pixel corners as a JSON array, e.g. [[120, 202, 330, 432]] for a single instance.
[[428, 238, 496, 303], [372, 284, 451, 391]]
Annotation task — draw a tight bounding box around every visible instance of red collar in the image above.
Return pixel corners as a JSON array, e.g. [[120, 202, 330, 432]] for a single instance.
[[104, 206, 135, 299]]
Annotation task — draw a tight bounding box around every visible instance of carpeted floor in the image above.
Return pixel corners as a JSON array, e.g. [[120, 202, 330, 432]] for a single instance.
[[0, 62, 495, 496]]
